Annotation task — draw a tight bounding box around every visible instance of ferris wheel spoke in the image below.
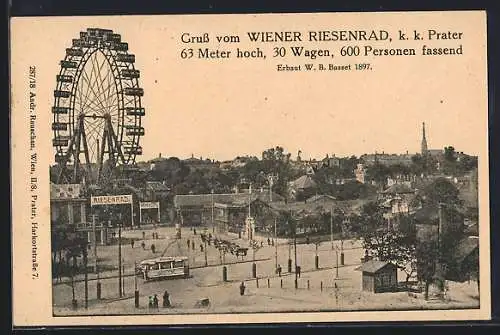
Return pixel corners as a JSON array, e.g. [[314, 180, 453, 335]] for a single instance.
[[84, 119, 105, 139], [80, 65, 106, 114], [76, 97, 103, 116], [102, 66, 115, 112], [94, 53, 112, 110], [83, 64, 117, 115], [84, 55, 107, 112], [101, 70, 118, 114]]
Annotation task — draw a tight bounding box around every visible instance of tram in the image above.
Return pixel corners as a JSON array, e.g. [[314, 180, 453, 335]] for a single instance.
[[136, 256, 190, 281]]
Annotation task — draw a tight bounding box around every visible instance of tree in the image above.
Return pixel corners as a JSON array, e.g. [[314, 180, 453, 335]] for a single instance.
[[365, 163, 391, 185], [335, 180, 374, 200], [416, 238, 439, 300], [420, 177, 462, 207], [358, 203, 418, 287], [444, 146, 456, 162]]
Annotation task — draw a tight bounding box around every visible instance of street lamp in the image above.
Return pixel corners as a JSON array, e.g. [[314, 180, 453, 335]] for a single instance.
[[274, 217, 278, 270], [118, 212, 123, 298], [211, 189, 215, 233], [335, 245, 339, 279]]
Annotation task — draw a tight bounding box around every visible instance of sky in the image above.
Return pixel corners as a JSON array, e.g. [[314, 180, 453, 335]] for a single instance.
[[11, 13, 488, 164]]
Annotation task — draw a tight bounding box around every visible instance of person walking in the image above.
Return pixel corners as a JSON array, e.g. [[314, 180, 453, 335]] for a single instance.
[[187, 239, 190, 248], [151, 244, 156, 254], [131, 240, 135, 248], [142, 231, 146, 240], [153, 294, 159, 310], [277, 264, 282, 277], [141, 241, 146, 250], [163, 290, 171, 307], [239, 281, 246, 296], [267, 237, 270, 246], [296, 265, 301, 278], [148, 296, 153, 309]]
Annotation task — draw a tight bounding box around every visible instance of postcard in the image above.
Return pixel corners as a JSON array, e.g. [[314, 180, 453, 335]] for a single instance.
[[10, 11, 490, 326]]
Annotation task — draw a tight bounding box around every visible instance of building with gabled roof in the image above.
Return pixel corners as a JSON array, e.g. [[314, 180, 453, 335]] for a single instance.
[[355, 260, 398, 293]]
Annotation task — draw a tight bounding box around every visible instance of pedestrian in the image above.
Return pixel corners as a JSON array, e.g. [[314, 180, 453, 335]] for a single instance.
[[151, 244, 156, 254], [141, 241, 146, 250], [239, 281, 246, 296], [148, 296, 153, 308], [187, 239, 190, 248], [142, 231, 146, 240], [131, 240, 135, 248], [163, 290, 171, 307], [296, 265, 301, 278], [267, 237, 270, 246], [194, 228, 197, 235], [277, 264, 282, 277], [153, 294, 159, 309]]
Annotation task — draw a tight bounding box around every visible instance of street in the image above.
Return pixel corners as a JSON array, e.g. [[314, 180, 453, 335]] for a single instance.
[[53, 225, 480, 315]]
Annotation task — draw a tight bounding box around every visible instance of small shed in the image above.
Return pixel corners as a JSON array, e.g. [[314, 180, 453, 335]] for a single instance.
[[355, 260, 398, 293]]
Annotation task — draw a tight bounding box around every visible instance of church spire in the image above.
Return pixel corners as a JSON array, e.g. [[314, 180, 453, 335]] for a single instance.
[[421, 122, 428, 155]]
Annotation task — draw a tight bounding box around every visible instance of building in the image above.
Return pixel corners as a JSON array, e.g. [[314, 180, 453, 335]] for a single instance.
[[355, 260, 399, 293], [354, 163, 367, 184], [305, 194, 337, 205], [173, 189, 283, 231], [421, 122, 429, 155], [144, 181, 170, 201], [322, 154, 341, 169], [50, 183, 87, 226], [421, 122, 445, 160], [288, 175, 318, 200], [360, 152, 414, 167], [446, 236, 479, 282], [214, 198, 275, 235], [50, 183, 110, 245], [183, 154, 217, 171]]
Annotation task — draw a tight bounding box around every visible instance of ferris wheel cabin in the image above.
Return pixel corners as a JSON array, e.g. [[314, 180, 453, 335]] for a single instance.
[[124, 87, 144, 97], [125, 125, 145, 136], [123, 107, 145, 116]]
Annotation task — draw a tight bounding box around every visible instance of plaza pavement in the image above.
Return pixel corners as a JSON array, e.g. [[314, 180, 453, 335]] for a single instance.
[[53, 225, 480, 315]]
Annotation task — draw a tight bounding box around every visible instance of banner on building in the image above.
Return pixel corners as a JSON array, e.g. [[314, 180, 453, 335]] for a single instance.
[[91, 195, 133, 206], [139, 201, 160, 209], [50, 184, 81, 199]]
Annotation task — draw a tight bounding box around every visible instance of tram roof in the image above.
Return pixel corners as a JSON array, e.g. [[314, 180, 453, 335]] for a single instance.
[[140, 256, 188, 264]]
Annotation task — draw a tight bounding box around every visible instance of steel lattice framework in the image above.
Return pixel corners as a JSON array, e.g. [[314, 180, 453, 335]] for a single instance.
[[52, 28, 145, 185]]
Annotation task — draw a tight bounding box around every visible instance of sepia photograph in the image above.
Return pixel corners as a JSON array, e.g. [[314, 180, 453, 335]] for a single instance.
[[10, 11, 490, 325]]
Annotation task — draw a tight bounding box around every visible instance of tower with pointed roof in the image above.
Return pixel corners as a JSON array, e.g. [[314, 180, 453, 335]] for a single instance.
[[421, 122, 428, 156]]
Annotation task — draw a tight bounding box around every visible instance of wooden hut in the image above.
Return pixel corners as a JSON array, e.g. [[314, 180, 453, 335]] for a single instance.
[[355, 260, 398, 293]]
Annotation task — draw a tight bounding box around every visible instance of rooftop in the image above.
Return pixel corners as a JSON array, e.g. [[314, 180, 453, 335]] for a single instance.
[[354, 260, 397, 274], [291, 175, 318, 189]]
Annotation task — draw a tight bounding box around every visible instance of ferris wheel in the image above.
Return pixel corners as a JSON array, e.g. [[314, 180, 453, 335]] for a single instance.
[[52, 28, 145, 185]]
